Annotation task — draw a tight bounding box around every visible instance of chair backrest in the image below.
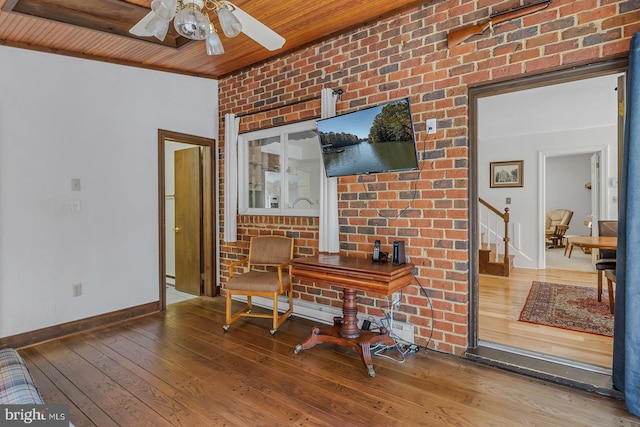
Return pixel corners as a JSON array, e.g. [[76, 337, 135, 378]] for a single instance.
[[248, 236, 294, 266], [598, 220, 618, 237], [598, 220, 618, 259], [546, 209, 573, 230]]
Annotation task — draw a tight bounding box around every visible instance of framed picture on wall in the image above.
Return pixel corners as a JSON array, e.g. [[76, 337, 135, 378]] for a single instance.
[[490, 160, 524, 188]]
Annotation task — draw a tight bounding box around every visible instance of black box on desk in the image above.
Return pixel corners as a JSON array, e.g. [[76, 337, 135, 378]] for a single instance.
[[392, 241, 406, 265]]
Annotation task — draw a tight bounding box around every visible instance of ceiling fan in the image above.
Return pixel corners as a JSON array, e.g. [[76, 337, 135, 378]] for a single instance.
[[129, 0, 286, 55]]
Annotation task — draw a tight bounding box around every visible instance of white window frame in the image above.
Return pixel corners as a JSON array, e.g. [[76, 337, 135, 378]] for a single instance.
[[238, 119, 320, 217]]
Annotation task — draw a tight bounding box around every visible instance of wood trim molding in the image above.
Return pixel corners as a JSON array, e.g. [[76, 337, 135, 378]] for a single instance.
[[467, 57, 629, 350], [0, 302, 159, 349], [158, 129, 218, 313]]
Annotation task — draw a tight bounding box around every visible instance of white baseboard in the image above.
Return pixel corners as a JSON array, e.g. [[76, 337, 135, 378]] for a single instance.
[[234, 295, 415, 344]]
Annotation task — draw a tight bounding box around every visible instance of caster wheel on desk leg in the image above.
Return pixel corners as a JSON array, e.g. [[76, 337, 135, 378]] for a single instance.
[[294, 344, 302, 354], [222, 324, 230, 332], [269, 329, 277, 335]]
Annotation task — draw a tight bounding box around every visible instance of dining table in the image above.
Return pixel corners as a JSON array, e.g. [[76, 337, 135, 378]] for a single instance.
[[564, 235, 617, 258]]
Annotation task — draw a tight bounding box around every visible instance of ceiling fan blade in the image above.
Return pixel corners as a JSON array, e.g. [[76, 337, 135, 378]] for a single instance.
[[228, 3, 285, 51], [129, 11, 155, 37]]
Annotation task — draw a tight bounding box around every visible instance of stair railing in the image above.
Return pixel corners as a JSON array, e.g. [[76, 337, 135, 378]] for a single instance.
[[479, 198, 510, 268]]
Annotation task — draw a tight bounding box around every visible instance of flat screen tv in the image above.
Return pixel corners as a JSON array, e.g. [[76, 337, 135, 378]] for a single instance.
[[316, 97, 419, 178]]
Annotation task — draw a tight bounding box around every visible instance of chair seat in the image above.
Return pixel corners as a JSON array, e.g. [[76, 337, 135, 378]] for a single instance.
[[227, 270, 289, 292], [595, 258, 616, 270]]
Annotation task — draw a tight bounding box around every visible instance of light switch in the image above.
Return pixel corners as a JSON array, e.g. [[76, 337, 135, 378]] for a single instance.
[[506, 197, 511, 204], [71, 178, 81, 191]]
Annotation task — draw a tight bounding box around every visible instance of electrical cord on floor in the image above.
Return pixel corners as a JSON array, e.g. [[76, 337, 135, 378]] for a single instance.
[[367, 277, 434, 360], [372, 341, 407, 363], [367, 291, 420, 363]]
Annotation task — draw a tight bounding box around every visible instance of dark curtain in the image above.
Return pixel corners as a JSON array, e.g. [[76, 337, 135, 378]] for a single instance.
[[613, 31, 640, 416]]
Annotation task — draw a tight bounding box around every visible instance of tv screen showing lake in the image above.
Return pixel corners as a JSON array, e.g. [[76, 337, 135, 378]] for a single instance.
[[316, 98, 419, 177], [322, 140, 417, 177]]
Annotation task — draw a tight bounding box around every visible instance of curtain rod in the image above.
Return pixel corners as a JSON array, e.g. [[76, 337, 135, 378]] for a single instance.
[[224, 88, 343, 121]]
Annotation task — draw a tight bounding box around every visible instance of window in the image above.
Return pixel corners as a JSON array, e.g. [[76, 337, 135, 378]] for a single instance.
[[238, 120, 321, 216]]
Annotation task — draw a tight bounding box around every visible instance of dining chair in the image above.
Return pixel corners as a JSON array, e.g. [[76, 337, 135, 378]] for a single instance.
[[224, 235, 295, 335], [604, 269, 616, 314], [595, 220, 617, 303]]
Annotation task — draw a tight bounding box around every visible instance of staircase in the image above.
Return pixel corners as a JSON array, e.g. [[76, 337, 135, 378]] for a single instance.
[[479, 198, 515, 277]]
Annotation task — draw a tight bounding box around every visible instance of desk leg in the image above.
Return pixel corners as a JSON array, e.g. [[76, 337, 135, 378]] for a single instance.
[[294, 288, 395, 377], [340, 288, 360, 338]]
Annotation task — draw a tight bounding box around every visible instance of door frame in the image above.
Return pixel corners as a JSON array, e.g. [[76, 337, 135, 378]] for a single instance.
[[468, 58, 628, 349], [158, 129, 217, 311], [538, 147, 608, 269]]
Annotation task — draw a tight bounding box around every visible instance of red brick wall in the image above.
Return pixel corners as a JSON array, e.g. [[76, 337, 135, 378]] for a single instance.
[[218, 0, 639, 355]]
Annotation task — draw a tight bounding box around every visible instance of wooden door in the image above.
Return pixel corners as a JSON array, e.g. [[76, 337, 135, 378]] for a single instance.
[[174, 147, 202, 295]]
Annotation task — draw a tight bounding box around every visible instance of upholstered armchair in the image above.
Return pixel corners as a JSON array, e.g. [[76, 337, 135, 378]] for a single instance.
[[545, 209, 573, 248], [224, 235, 295, 335]]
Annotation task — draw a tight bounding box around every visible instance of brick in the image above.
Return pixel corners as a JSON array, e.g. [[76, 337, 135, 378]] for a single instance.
[[544, 39, 581, 56], [217, 0, 634, 359], [584, 29, 622, 47]]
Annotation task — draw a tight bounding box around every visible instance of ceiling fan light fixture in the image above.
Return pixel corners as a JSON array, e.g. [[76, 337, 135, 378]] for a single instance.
[[145, 15, 170, 41], [130, 0, 286, 55], [216, 5, 242, 38], [206, 26, 225, 55], [174, 2, 210, 40], [150, 0, 178, 20]]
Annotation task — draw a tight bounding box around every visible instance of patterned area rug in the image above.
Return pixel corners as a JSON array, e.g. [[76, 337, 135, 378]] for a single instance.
[[518, 281, 614, 337]]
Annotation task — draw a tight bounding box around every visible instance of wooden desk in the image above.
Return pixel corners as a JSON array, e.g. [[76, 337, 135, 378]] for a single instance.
[[291, 254, 414, 377], [565, 236, 617, 258]]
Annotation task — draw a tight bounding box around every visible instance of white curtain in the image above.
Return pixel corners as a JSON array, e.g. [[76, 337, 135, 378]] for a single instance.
[[319, 88, 340, 253], [224, 113, 240, 243]]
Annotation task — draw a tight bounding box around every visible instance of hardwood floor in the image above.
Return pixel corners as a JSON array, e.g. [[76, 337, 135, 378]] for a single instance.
[[479, 265, 613, 369], [19, 297, 637, 426]]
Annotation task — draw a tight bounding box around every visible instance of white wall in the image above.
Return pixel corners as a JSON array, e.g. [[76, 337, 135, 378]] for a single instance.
[[546, 154, 592, 236], [478, 126, 617, 268], [0, 46, 218, 337], [478, 73, 620, 269]]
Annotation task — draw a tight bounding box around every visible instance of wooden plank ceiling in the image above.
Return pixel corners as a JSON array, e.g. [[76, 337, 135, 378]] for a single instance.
[[0, 0, 427, 79]]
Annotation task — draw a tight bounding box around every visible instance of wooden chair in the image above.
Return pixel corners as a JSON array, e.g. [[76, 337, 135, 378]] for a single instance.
[[595, 220, 617, 304], [604, 269, 616, 314], [545, 209, 573, 248], [224, 236, 294, 335]]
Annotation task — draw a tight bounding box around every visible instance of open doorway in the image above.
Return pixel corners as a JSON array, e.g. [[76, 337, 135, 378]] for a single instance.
[[158, 129, 217, 310], [543, 150, 608, 272], [469, 60, 626, 385]]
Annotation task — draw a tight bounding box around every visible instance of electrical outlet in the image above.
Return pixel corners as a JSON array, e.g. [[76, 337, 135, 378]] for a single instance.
[[72, 283, 82, 297], [379, 317, 415, 343], [391, 292, 402, 305], [426, 118, 437, 134]]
